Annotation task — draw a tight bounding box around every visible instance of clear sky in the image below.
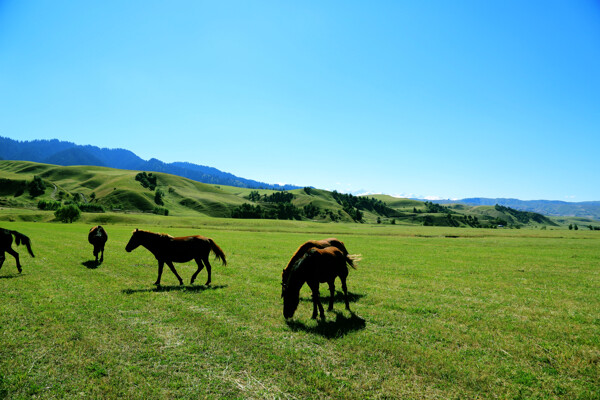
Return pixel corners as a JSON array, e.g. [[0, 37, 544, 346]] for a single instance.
[[1, 1, 599, 201]]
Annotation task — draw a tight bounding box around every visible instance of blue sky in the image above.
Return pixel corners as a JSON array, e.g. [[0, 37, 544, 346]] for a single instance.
[[1, 1, 599, 201]]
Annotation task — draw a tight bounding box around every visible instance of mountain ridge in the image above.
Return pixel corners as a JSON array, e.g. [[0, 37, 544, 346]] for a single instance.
[[430, 197, 600, 220], [0, 136, 299, 191]]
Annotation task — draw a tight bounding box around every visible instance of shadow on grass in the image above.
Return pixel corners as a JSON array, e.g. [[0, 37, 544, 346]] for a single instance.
[[122, 284, 227, 295], [0, 273, 24, 280], [286, 311, 367, 338], [82, 260, 100, 269], [299, 291, 365, 304]]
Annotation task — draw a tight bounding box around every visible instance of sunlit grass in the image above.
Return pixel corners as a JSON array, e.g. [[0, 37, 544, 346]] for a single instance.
[[1, 221, 598, 399]]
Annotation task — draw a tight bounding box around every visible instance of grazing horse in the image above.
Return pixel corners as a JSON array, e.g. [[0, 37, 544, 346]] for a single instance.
[[0, 228, 35, 273], [125, 229, 227, 286], [88, 225, 108, 264], [281, 238, 350, 297], [282, 246, 356, 320]]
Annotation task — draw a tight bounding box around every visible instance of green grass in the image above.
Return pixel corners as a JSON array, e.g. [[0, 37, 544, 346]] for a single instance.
[[1, 220, 599, 399]]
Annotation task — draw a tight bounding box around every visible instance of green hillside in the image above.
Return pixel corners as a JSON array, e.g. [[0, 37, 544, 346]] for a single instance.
[[1, 160, 598, 229]]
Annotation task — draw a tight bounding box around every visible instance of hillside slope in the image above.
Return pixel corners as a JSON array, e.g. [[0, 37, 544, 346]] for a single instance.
[[2, 160, 597, 229], [0, 136, 299, 190], [432, 197, 600, 221]]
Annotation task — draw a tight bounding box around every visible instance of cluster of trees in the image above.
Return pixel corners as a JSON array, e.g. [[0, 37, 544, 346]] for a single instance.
[[54, 204, 81, 223], [28, 176, 46, 197], [154, 189, 165, 205], [247, 190, 294, 203], [134, 172, 169, 214], [423, 201, 452, 214], [331, 191, 396, 220], [135, 172, 157, 190], [231, 203, 302, 220], [6, 176, 47, 198], [38, 199, 104, 213], [494, 204, 550, 225], [153, 207, 169, 216], [37, 200, 62, 210]]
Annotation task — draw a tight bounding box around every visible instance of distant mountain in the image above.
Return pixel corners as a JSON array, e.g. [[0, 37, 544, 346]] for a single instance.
[[431, 197, 600, 221], [0, 136, 299, 190]]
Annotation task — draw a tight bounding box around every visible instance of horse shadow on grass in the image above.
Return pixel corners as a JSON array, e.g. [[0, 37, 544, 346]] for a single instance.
[[122, 284, 227, 295], [82, 260, 101, 269], [286, 311, 367, 339], [298, 290, 365, 305], [0, 273, 24, 280]]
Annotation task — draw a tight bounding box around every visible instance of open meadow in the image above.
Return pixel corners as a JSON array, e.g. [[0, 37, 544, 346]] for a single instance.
[[1, 217, 599, 399]]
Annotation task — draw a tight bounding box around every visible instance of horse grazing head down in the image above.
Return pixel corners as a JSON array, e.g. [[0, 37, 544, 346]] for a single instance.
[[282, 253, 310, 319]]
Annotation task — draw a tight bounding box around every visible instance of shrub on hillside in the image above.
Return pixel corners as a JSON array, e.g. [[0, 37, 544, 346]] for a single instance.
[[28, 176, 46, 197], [37, 200, 62, 211], [153, 207, 169, 216], [154, 189, 164, 205], [135, 172, 157, 190], [55, 204, 81, 223], [77, 203, 105, 213]]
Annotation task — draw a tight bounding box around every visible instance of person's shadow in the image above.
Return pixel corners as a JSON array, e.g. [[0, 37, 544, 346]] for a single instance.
[[121, 284, 227, 295], [285, 311, 366, 338]]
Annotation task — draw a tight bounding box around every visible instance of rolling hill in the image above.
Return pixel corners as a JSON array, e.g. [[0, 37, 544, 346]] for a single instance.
[[432, 197, 600, 221], [0, 136, 299, 190], [2, 160, 598, 229]]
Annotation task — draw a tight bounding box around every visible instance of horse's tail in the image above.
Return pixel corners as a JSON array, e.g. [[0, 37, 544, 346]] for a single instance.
[[208, 239, 227, 266], [346, 254, 361, 269], [11, 230, 35, 258]]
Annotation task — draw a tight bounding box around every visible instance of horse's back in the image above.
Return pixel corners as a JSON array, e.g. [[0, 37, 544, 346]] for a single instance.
[[305, 247, 348, 282], [88, 225, 108, 245]]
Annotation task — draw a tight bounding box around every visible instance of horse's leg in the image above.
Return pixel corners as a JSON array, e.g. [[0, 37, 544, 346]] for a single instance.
[[99, 244, 104, 263], [0, 251, 5, 270], [190, 258, 204, 285], [308, 281, 325, 319], [202, 257, 213, 286], [6, 247, 21, 273], [166, 261, 184, 285], [155, 261, 165, 285], [341, 276, 351, 311], [328, 281, 335, 311]]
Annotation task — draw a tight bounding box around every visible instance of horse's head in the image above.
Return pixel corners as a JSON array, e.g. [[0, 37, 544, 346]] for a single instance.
[[281, 268, 290, 298], [125, 229, 141, 252], [282, 256, 307, 319], [283, 287, 300, 319]]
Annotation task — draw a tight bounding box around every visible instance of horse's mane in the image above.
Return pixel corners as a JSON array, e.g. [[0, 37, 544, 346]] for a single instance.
[[133, 229, 173, 239]]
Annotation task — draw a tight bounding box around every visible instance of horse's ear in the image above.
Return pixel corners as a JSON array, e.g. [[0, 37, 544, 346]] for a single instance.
[[135, 228, 139, 232]]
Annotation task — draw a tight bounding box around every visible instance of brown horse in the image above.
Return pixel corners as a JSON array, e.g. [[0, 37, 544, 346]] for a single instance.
[[88, 225, 108, 264], [125, 229, 226, 286], [282, 246, 356, 320], [281, 238, 350, 297], [0, 228, 35, 273]]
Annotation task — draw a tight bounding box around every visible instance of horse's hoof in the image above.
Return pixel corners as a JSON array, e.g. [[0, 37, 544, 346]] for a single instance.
[[154, 282, 160, 286]]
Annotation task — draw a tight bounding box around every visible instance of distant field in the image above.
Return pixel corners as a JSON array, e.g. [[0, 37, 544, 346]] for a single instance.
[[1, 220, 599, 399]]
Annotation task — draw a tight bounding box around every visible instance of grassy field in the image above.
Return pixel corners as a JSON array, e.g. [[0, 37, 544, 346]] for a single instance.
[[0, 219, 599, 399]]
